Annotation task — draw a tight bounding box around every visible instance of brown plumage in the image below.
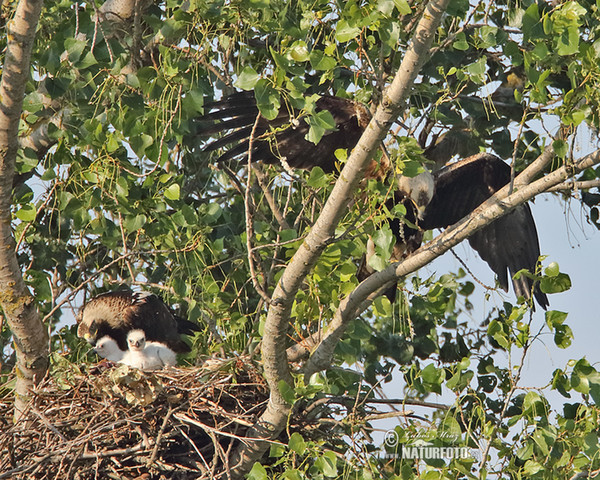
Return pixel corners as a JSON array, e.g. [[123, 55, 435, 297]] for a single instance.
[[199, 91, 389, 180], [421, 154, 548, 308], [77, 291, 199, 353], [199, 92, 548, 308]]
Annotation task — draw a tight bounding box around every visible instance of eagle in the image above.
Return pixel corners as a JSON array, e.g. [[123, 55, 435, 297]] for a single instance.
[[122, 329, 177, 369], [198, 92, 548, 308], [77, 290, 200, 353], [94, 335, 125, 362]]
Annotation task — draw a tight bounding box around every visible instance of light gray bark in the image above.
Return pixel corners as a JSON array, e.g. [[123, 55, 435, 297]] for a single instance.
[[0, 0, 48, 421]]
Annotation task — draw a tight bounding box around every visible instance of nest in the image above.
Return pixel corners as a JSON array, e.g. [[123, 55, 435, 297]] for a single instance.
[[0, 356, 268, 480]]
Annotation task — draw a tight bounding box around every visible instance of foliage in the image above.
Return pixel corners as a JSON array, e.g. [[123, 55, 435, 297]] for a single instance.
[[2, 0, 600, 478]]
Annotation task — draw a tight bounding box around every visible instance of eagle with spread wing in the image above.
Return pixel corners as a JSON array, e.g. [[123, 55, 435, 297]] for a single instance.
[[198, 91, 548, 309]]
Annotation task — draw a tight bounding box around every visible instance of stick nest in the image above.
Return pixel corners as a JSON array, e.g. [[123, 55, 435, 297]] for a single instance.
[[0, 356, 268, 480]]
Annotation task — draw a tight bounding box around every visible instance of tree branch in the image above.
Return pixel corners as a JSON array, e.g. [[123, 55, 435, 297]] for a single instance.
[[229, 0, 452, 475]]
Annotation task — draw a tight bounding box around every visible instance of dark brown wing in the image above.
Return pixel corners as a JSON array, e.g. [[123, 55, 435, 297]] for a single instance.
[[422, 153, 548, 309], [199, 92, 386, 178]]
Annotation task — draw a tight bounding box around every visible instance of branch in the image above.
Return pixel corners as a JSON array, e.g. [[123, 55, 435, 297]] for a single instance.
[[302, 147, 600, 378], [546, 179, 600, 193], [0, 0, 47, 421], [229, 0, 452, 475]]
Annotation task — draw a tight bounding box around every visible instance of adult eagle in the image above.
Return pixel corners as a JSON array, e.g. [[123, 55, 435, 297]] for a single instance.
[[198, 92, 548, 309], [77, 291, 200, 353]]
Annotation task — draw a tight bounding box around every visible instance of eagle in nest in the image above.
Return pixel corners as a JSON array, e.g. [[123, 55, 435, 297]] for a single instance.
[[77, 291, 200, 353], [197, 91, 548, 309], [94, 330, 177, 370]]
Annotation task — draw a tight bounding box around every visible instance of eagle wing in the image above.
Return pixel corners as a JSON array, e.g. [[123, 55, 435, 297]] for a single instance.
[[421, 153, 548, 309], [198, 92, 384, 177]]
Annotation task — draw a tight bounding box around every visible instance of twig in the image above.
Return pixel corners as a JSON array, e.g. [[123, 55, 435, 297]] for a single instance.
[[547, 179, 600, 192], [244, 113, 273, 304]]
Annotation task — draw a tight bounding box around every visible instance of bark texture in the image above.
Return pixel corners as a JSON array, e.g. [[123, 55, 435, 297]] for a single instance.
[[0, 0, 48, 421]]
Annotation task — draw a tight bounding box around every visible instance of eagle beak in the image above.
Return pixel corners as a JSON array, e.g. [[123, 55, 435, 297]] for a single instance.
[[406, 198, 427, 222], [416, 204, 427, 222]]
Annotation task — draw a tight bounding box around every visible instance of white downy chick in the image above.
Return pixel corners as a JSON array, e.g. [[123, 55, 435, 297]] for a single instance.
[[94, 336, 125, 362], [121, 329, 176, 370]]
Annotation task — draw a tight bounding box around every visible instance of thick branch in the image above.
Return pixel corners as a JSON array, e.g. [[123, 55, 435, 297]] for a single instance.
[[302, 148, 600, 377], [229, 0, 451, 476], [0, 0, 48, 421]]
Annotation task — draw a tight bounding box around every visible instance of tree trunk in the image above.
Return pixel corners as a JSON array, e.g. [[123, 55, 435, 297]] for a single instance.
[[0, 0, 48, 421]]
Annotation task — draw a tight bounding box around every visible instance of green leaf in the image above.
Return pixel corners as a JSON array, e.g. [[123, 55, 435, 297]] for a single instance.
[[523, 460, 543, 475], [16, 204, 36, 222], [289, 432, 307, 455], [281, 470, 303, 480], [552, 140, 568, 158], [421, 363, 444, 394], [540, 272, 571, 294], [64, 38, 86, 63], [544, 262, 560, 277], [453, 32, 469, 51], [289, 41, 310, 62], [254, 80, 280, 120], [164, 184, 180, 201], [516, 441, 534, 460], [307, 167, 329, 189], [234, 66, 260, 91], [314, 451, 338, 477], [393, 0, 411, 15], [306, 109, 336, 145], [123, 214, 147, 232], [309, 50, 337, 71], [488, 319, 510, 350], [247, 462, 268, 480], [335, 19, 360, 42], [278, 380, 296, 405], [551, 369, 571, 398], [269, 443, 285, 458]]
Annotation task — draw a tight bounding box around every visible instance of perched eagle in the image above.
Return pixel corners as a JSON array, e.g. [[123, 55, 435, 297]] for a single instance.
[[122, 329, 177, 369], [77, 291, 200, 353], [198, 92, 548, 308]]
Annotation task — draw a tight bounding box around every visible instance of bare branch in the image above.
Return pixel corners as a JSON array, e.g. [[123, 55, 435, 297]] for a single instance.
[[547, 179, 600, 193]]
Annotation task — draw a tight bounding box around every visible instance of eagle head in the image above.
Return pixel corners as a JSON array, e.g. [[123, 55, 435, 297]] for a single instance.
[[94, 336, 123, 362], [127, 329, 146, 351], [396, 170, 434, 221], [77, 298, 117, 345], [77, 319, 99, 345]]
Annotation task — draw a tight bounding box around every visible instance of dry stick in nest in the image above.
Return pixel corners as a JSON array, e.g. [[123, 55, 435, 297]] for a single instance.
[[0, 364, 269, 480]]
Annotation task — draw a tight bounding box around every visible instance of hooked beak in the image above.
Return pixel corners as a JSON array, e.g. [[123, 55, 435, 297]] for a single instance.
[[415, 203, 427, 222]]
